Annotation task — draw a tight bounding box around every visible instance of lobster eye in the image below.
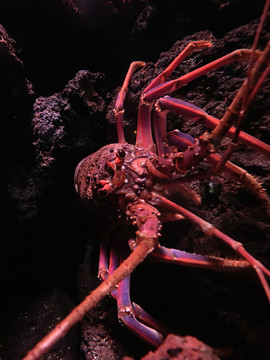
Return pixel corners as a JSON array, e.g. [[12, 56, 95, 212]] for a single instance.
[[117, 149, 126, 159], [97, 188, 108, 198]]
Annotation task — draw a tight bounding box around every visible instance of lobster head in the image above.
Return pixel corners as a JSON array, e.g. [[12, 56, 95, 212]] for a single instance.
[[74, 143, 142, 203]]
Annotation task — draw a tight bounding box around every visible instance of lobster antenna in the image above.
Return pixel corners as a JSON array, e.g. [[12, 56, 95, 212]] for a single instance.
[[235, 0, 270, 141], [247, 0, 270, 81]]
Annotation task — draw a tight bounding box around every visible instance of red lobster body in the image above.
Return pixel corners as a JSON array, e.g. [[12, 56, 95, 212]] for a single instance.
[[74, 138, 209, 226], [72, 40, 270, 346]]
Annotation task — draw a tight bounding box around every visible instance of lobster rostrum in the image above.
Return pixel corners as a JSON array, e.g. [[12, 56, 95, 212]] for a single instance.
[[24, 9, 270, 360]]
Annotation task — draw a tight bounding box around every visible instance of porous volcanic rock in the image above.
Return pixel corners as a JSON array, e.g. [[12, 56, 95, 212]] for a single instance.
[[141, 334, 220, 360]]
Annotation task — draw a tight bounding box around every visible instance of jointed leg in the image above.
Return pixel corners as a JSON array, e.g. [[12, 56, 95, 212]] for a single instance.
[[114, 61, 145, 143], [135, 98, 156, 152], [164, 127, 269, 208], [118, 231, 252, 345], [206, 152, 270, 209], [152, 101, 168, 155], [136, 43, 251, 150], [140, 45, 267, 155], [135, 41, 212, 151], [150, 245, 250, 271], [151, 95, 269, 207], [208, 41, 270, 143], [98, 205, 171, 346], [23, 235, 156, 360], [143, 49, 261, 102], [148, 192, 270, 302], [155, 96, 270, 158], [98, 233, 110, 281], [117, 272, 165, 347], [143, 41, 212, 94]]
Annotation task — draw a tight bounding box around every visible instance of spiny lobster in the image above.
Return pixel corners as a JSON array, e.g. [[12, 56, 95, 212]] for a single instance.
[[23, 4, 270, 360]]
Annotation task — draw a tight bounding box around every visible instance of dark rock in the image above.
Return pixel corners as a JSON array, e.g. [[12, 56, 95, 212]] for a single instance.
[[0, 24, 34, 115], [1, 289, 79, 360], [78, 246, 129, 360], [141, 334, 220, 360], [4, 69, 108, 223], [132, 5, 157, 36], [32, 70, 107, 170], [0, 28, 109, 359], [0, 24, 35, 221]]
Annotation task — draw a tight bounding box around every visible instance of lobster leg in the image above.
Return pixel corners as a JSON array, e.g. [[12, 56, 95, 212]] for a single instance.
[[135, 41, 212, 151], [150, 246, 250, 271], [143, 49, 261, 102], [98, 238, 120, 299], [155, 96, 270, 158], [98, 232, 110, 281], [137, 43, 269, 153], [23, 237, 156, 360], [165, 129, 269, 208], [100, 237, 165, 341], [148, 193, 270, 302], [135, 45, 262, 151], [114, 61, 145, 143], [152, 101, 168, 156], [117, 272, 165, 347], [136, 97, 156, 152], [143, 40, 212, 94], [140, 44, 269, 153], [206, 152, 270, 208], [98, 206, 170, 345], [208, 40, 270, 143], [116, 252, 172, 341]]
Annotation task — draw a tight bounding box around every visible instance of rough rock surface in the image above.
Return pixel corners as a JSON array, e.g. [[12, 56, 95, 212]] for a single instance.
[[141, 334, 220, 360], [32, 70, 107, 167]]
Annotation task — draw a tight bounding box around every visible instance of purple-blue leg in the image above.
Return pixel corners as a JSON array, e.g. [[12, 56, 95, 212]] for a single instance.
[[117, 272, 165, 347], [156, 96, 270, 158], [98, 237, 170, 343], [131, 302, 171, 337], [98, 236, 119, 298], [165, 122, 270, 201], [150, 245, 250, 270], [98, 235, 110, 281]]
